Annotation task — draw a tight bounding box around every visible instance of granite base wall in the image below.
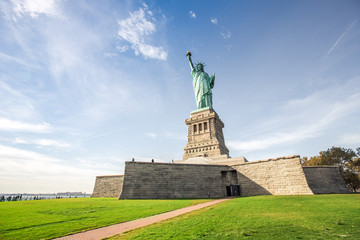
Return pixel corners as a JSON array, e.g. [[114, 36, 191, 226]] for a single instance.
[[91, 175, 124, 198], [119, 162, 235, 199], [232, 156, 314, 196], [303, 166, 349, 194], [92, 157, 349, 198]]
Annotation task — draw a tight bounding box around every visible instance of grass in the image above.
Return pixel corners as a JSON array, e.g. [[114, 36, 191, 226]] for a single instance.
[[0, 198, 210, 240], [110, 194, 360, 240]]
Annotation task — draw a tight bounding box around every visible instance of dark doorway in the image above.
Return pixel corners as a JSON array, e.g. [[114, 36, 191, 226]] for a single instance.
[[226, 186, 231, 196], [231, 184, 240, 196], [226, 184, 240, 196]]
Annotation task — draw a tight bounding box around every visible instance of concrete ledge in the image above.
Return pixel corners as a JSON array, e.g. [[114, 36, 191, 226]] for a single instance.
[[127, 161, 229, 168], [302, 166, 338, 168], [96, 175, 124, 178], [232, 155, 300, 166]]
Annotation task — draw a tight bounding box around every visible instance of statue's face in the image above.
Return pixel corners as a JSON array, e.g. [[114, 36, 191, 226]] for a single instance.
[[196, 64, 204, 72]]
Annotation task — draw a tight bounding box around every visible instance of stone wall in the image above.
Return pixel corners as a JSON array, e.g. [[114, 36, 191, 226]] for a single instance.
[[92, 156, 349, 199], [119, 162, 235, 199], [91, 175, 124, 198], [303, 166, 349, 194], [232, 156, 314, 196]]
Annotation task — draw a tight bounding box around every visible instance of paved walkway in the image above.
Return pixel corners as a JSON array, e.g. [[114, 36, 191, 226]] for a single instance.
[[55, 198, 232, 240]]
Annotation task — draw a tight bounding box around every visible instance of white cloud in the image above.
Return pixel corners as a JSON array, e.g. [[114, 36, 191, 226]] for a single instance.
[[11, 0, 63, 19], [116, 44, 129, 53], [337, 134, 360, 145], [14, 138, 70, 147], [165, 132, 186, 141], [117, 7, 167, 60], [228, 81, 360, 152], [144, 132, 185, 140], [38, 13, 137, 122], [0, 144, 59, 167], [228, 130, 315, 152], [189, 10, 196, 19], [0, 51, 39, 69], [0, 144, 117, 193], [103, 52, 117, 58], [221, 31, 231, 39], [146, 132, 157, 139], [0, 81, 39, 121], [0, 118, 51, 132], [13, 138, 27, 144], [2, 0, 157, 126], [34, 139, 68, 147], [211, 18, 217, 25]]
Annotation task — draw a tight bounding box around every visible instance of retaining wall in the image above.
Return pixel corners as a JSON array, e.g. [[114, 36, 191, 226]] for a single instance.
[[303, 166, 349, 194], [232, 156, 314, 196], [91, 175, 124, 198], [92, 157, 349, 198], [119, 162, 234, 199]]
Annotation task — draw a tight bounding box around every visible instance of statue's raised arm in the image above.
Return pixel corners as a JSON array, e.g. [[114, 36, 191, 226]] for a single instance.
[[186, 51, 214, 110], [186, 51, 195, 71]]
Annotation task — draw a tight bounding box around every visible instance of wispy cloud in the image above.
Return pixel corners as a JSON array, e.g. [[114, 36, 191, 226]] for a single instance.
[[14, 138, 70, 147], [0, 143, 114, 175], [165, 131, 186, 141], [189, 10, 196, 19], [103, 52, 117, 58], [0, 80, 40, 121], [228, 130, 313, 152], [146, 132, 158, 139], [144, 131, 185, 140], [337, 134, 360, 145], [116, 45, 129, 53], [0, 118, 51, 132], [0, 51, 39, 69], [228, 80, 360, 152], [211, 18, 217, 25], [117, 7, 167, 60], [11, 0, 63, 19], [37, 8, 137, 122], [0, 144, 117, 192], [327, 20, 357, 55], [220, 31, 231, 39]]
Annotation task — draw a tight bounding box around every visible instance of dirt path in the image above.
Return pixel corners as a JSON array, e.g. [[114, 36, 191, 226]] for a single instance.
[[54, 198, 232, 240]]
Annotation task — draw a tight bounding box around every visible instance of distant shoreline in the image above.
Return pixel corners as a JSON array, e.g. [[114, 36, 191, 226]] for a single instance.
[[0, 192, 90, 196], [0, 193, 91, 202]]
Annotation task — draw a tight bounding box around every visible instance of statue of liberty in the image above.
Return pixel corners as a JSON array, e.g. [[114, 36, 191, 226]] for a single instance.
[[186, 51, 215, 109]]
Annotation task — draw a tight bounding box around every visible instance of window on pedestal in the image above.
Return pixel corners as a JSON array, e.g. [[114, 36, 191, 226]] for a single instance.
[[193, 125, 197, 133], [204, 122, 208, 131], [199, 123, 202, 131]]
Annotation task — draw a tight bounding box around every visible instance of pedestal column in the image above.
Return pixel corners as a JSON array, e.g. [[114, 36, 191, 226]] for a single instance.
[[183, 108, 229, 160]]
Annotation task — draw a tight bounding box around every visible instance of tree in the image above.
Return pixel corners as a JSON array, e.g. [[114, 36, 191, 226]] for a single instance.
[[301, 155, 322, 166], [302, 146, 360, 192], [342, 170, 360, 192]]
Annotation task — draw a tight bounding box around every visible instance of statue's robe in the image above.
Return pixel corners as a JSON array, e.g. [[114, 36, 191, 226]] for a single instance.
[[191, 69, 215, 109]]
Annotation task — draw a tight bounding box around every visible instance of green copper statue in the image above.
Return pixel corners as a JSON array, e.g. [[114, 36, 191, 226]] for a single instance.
[[186, 51, 215, 109]]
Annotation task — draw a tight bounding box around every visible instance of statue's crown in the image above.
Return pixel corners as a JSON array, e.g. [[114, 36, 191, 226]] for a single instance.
[[196, 61, 205, 68]]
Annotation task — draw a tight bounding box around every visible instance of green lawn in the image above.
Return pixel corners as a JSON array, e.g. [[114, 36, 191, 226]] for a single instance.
[[0, 198, 210, 240], [110, 194, 360, 240]]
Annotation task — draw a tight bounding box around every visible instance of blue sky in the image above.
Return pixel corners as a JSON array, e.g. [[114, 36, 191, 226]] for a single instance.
[[0, 0, 359, 193]]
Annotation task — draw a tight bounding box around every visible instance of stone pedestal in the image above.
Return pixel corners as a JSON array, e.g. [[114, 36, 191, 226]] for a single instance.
[[183, 108, 229, 160]]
